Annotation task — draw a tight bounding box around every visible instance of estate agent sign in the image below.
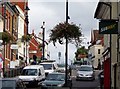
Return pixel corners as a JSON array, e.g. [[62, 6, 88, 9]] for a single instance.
[[99, 20, 118, 34]]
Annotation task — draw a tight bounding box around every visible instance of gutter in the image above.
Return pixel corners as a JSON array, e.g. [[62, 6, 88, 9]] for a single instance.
[[102, 47, 110, 57]]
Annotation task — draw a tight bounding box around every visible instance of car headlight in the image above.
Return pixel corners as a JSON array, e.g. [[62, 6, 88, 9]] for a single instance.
[[86, 74, 93, 76], [77, 73, 83, 76], [57, 84, 63, 87], [30, 78, 36, 81], [79, 74, 83, 76], [42, 83, 46, 86]]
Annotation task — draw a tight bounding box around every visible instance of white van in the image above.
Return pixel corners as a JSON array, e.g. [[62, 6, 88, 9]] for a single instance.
[[39, 62, 58, 76], [18, 65, 45, 86]]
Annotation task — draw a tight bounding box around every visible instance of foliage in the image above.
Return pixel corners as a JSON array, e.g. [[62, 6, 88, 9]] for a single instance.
[[75, 46, 88, 59], [0, 32, 13, 44], [21, 35, 31, 42], [49, 22, 82, 47]]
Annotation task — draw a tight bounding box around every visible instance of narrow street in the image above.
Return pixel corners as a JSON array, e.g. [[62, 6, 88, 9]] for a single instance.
[[27, 69, 100, 89]]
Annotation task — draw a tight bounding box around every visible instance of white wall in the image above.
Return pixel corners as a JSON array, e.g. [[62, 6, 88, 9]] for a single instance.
[[89, 45, 104, 69], [16, 5, 25, 63], [0, 17, 3, 32]]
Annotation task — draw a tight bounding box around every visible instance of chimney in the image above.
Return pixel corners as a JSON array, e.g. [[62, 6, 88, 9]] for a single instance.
[[32, 29, 34, 36]]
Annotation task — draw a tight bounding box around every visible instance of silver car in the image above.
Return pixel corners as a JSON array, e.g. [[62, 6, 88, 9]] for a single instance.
[[76, 65, 95, 81]]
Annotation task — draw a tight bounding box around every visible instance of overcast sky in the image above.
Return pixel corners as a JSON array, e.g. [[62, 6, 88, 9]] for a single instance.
[[28, 0, 99, 64]]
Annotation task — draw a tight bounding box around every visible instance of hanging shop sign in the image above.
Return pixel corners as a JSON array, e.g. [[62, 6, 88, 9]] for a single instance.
[[10, 44, 18, 49], [99, 20, 118, 34]]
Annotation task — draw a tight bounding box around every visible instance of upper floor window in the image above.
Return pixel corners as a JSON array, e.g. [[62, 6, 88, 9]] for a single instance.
[[98, 49, 100, 54]]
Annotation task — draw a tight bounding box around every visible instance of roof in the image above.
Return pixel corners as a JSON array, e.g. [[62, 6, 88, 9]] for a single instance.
[[23, 65, 43, 69], [91, 30, 103, 45], [94, 2, 102, 19]]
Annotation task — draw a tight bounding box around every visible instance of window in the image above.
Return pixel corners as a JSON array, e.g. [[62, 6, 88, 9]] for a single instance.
[[98, 49, 100, 54]]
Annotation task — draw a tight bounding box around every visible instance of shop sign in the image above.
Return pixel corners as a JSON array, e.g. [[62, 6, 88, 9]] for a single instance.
[[99, 20, 118, 34]]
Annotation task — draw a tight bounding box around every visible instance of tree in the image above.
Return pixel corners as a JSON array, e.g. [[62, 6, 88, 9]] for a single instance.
[[49, 22, 82, 86], [75, 46, 88, 62], [49, 22, 82, 47]]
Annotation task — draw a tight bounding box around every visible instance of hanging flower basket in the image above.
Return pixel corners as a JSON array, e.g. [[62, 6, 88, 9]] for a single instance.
[[21, 35, 31, 42], [49, 22, 82, 47], [0, 32, 13, 44]]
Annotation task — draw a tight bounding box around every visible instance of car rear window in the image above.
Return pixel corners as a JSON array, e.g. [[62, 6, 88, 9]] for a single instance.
[[79, 66, 93, 71]]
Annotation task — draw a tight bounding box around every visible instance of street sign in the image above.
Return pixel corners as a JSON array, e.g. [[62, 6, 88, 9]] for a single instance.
[[99, 20, 118, 34], [10, 44, 18, 49]]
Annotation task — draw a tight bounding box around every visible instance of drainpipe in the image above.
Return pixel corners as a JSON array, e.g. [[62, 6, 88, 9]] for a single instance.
[[3, 2, 6, 78], [113, 63, 117, 89]]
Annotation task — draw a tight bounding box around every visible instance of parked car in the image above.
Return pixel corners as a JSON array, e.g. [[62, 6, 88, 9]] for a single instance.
[[57, 64, 71, 75], [57, 64, 66, 73], [41, 72, 72, 89], [0, 77, 26, 89], [18, 65, 45, 87], [40, 61, 58, 76], [76, 65, 95, 81]]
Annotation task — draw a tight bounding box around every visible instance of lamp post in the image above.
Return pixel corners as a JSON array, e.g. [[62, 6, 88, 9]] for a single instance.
[[41, 22, 45, 60], [25, 5, 30, 65], [65, 0, 69, 86]]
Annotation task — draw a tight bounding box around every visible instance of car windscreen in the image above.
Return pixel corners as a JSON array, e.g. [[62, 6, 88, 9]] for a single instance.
[[21, 69, 37, 76], [40, 64, 52, 70], [46, 74, 65, 81], [79, 66, 93, 71]]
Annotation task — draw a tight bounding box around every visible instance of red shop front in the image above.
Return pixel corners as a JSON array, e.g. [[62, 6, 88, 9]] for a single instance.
[[104, 58, 110, 89]]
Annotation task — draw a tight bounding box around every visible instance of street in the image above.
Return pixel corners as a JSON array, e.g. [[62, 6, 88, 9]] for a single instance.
[[27, 69, 100, 89]]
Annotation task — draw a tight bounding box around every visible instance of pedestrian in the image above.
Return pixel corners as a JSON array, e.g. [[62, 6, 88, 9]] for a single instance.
[[30, 60, 36, 65]]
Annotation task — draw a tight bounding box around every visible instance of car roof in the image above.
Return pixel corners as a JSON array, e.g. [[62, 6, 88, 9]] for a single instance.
[[80, 65, 93, 67], [0, 77, 21, 81], [49, 72, 65, 75], [23, 65, 43, 69]]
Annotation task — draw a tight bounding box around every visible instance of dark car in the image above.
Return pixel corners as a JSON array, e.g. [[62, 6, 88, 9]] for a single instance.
[[0, 77, 26, 89], [41, 72, 72, 89]]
